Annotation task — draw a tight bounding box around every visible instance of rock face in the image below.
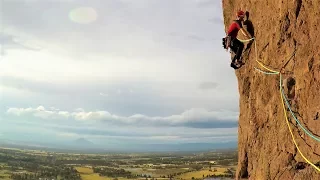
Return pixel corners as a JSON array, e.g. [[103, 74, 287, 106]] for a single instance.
[[222, 0, 320, 179]]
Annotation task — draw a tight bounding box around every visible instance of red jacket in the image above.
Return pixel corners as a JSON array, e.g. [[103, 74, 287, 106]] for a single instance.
[[227, 20, 242, 38]]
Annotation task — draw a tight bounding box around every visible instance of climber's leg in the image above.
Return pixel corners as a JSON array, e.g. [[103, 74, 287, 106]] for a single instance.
[[234, 38, 244, 64], [230, 51, 241, 69]]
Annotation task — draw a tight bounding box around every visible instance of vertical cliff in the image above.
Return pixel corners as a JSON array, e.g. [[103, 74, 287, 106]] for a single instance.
[[222, 0, 320, 179]]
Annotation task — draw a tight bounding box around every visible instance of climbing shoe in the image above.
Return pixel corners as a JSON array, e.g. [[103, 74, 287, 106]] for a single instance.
[[230, 62, 240, 69], [237, 59, 245, 65]]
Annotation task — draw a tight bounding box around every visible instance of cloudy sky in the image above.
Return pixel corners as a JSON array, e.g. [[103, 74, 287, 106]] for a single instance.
[[0, 0, 239, 149]]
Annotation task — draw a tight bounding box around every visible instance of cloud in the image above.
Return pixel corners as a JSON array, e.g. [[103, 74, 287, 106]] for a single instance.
[[188, 35, 206, 41], [57, 132, 79, 138], [54, 126, 237, 140], [1, 0, 224, 59], [6, 106, 69, 120], [74, 108, 85, 112], [4, 118, 237, 140], [196, 0, 217, 8], [99, 92, 108, 97], [208, 17, 224, 24], [49, 107, 59, 111], [0, 33, 42, 56], [6, 106, 238, 128], [69, 7, 98, 24], [0, 75, 66, 94], [0, 0, 238, 146], [3, 120, 237, 144], [0, 75, 239, 117], [199, 82, 218, 90]]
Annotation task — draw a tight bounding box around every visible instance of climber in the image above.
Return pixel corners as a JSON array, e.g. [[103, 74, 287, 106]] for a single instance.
[[224, 10, 253, 69]]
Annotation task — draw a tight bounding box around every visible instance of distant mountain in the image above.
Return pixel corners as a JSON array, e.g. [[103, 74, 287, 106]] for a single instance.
[[64, 138, 100, 151], [119, 141, 238, 153], [0, 137, 237, 153], [73, 138, 94, 146], [0, 137, 99, 152]]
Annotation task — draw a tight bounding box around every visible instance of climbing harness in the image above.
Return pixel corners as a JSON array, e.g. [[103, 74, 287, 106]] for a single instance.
[[238, 37, 320, 172]]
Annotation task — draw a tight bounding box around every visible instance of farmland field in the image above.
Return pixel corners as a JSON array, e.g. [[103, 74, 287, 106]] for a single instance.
[[176, 168, 232, 179], [76, 167, 94, 174], [0, 147, 237, 180]]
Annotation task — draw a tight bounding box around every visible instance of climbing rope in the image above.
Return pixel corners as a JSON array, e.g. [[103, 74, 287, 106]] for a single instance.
[[280, 74, 320, 172], [281, 87, 320, 142], [239, 38, 279, 73], [254, 67, 279, 75], [259, 46, 320, 140], [238, 38, 254, 42], [238, 37, 320, 172]]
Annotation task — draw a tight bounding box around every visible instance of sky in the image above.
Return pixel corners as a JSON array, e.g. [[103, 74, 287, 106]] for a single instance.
[[0, 0, 239, 150]]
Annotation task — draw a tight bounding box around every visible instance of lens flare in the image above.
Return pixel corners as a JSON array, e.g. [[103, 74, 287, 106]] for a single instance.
[[69, 7, 98, 24]]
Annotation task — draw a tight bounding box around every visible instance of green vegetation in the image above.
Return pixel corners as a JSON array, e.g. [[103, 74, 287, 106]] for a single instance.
[[0, 147, 237, 180]]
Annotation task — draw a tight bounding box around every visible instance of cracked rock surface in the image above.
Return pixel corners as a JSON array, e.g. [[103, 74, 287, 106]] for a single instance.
[[222, 0, 320, 179]]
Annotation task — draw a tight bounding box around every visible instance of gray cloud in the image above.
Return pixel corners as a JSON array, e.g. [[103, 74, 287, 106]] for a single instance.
[[57, 127, 237, 139], [1, 0, 224, 58], [0, 75, 182, 115], [168, 32, 179, 37], [6, 106, 238, 129], [0, 75, 152, 97], [0, 33, 41, 56], [0, 75, 238, 116], [208, 17, 224, 24], [188, 35, 206, 41], [196, 0, 218, 8], [0, 0, 239, 146], [2, 114, 237, 145], [1, 76, 59, 94], [199, 82, 218, 90], [6, 120, 237, 140]]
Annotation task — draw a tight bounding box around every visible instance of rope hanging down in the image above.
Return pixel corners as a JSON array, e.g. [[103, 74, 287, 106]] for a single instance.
[[248, 40, 320, 142], [238, 38, 279, 73], [250, 40, 320, 141], [281, 87, 320, 142], [238, 37, 320, 172], [280, 74, 320, 172]]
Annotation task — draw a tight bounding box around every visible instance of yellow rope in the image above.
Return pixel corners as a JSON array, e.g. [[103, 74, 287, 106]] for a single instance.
[[253, 40, 279, 73], [238, 38, 279, 73], [279, 74, 320, 172], [237, 37, 320, 172]]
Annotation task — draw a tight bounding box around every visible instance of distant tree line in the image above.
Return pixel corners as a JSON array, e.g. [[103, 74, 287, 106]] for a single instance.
[[0, 150, 80, 180], [56, 159, 117, 166], [93, 166, 133, 178], [10, 166, 81, 180]]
